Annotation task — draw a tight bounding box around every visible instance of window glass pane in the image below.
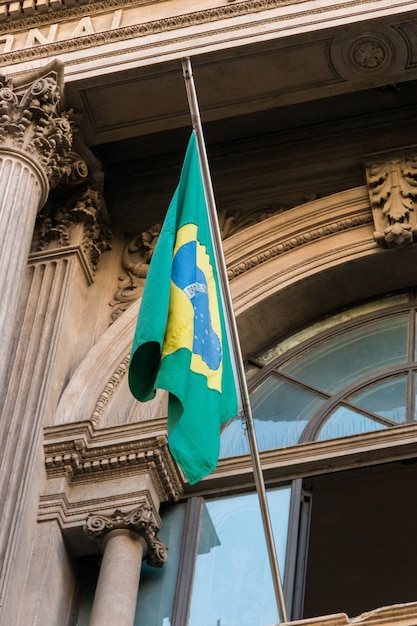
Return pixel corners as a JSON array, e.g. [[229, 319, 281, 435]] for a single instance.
[[316, 406, 389, 441], [281, 315, 408, 394], [256, 294, 408, 366], [134, 504, 186, 626], [348, 376, 407, 424], [188, 487, 291, 626], [220, 377, 325, 457]]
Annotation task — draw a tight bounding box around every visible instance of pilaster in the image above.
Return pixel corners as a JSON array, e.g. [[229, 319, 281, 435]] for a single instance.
[[0, 62, 111, 624]]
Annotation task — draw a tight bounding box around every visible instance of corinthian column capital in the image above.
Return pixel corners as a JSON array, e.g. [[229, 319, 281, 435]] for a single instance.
[[0, 69, 76, 191]]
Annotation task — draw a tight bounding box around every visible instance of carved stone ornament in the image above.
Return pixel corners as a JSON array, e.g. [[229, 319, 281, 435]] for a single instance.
[[33, 185, 112, 274], [110, 202, 287, 320], [351, 39, 386, 69], [84, 506, 168, 567], [110, 224, 161, 322], [0, 71, 76, 188], [366, 154, 417, 248]]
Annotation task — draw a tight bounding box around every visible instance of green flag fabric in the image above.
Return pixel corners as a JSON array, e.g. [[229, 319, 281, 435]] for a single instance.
[[128, 131, 238, 484]]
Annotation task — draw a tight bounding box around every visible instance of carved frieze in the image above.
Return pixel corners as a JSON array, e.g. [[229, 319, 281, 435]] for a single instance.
[[84, 506, 168, 567], [0, 72, 76, 188], [366, 154, 417, 247]]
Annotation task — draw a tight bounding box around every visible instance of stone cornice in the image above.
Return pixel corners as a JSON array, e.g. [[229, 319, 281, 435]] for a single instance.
[[191, 422, 417, 496], [3, 0, 417, 74], [280, 602, 417, 626], [43, 419, 183, 502], [0, 0, 303, 31]]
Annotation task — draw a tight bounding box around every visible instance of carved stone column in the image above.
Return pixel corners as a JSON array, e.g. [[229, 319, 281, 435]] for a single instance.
[[85, 507, 167, 626], [0, 65, 74, 393], [0, 181, 110, 622], [0, 63, 110, 625]]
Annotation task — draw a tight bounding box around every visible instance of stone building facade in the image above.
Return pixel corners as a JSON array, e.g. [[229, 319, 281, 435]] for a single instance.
[[2, 1, 417, 625]]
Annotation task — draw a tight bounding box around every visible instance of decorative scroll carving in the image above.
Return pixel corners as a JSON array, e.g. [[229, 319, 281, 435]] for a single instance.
[[34, 185, 112, 274], [110, 202, 287, 320], [0, 73, 76, 188], [84, 506, 168, 567], [218, 203, 287, 239], [110, 224, 161, 322], [366, 154, 417, 247]]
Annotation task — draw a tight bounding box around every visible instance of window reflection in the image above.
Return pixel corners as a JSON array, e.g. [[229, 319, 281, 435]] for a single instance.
[[348, 376, 407, 424], [221, 302, 417, 458], [281, 315, 408, 394], [135, 505, 186, 626], [220, 378, 324, 457], [188, 488, 291, 626], [316, 406, 388, 441]]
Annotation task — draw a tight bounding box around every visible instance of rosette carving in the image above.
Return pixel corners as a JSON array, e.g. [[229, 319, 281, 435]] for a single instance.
[[0, 73, 77, 188], [84, 506, 168, 568], [366, 154, 417, 247]]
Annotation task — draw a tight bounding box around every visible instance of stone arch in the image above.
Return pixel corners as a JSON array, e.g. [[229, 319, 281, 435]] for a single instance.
[[54, 185, 417, 427], [54, 298, 167, 427]]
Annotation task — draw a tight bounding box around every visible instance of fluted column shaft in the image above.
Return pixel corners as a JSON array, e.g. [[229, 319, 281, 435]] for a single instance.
[[90, 530, 147, 626], [0, 148, 48, 392]]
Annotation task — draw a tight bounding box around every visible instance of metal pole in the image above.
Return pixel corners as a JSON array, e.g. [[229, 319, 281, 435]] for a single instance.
[[181, 56, 288, 624]]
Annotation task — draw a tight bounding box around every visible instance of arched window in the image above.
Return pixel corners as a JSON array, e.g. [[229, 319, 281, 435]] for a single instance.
[[221, 292, 416, 457]]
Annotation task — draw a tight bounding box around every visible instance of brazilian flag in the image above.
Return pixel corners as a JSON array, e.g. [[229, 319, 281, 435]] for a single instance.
[[128, 131, 238, 484]]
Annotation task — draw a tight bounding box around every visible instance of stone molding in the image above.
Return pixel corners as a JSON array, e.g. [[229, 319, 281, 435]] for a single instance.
[[0, 64, 76, 188], [366, 152, 417, 248], [224, 191, 373, 281], [84, 506, 168, 567], [206, 423, 417, 495], [40, 420, 182, 556], [90, 355, 129, 423], [43, 420, 183, 501], [0, 0, 317, 30], [280, 601, 417, 626], [3, 0, 417, 74]]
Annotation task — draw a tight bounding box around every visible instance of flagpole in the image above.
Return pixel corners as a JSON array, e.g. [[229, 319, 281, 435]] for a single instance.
[[181, 57, 288, 625]]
